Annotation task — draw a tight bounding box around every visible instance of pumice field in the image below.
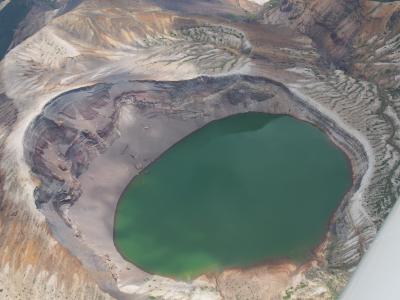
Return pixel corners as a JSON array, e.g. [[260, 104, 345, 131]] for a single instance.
[[0, 0, 399, 299]]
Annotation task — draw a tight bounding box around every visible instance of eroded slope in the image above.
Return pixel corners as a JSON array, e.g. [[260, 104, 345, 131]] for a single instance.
[[1, 0, 400, 299]]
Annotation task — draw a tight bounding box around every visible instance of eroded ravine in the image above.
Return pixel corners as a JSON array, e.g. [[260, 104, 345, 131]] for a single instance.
[[1, 0, 399, 299]]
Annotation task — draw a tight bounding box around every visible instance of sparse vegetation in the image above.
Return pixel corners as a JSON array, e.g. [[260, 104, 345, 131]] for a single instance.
[[283, 287, 293, 299]]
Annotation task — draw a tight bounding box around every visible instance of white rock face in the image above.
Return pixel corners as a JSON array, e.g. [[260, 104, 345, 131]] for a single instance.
[[0, 0, 11, 12], [248, 0, 271, 4]]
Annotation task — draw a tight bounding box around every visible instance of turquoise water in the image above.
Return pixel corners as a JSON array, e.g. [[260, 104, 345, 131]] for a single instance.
[[114, 113, 351, 279]]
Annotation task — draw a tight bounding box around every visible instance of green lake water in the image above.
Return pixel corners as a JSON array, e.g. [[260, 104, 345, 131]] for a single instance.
[[114, 113, 351, 279]]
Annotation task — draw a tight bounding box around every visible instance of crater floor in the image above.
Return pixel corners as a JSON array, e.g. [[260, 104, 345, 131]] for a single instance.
[[0, 0, 399, 299]]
